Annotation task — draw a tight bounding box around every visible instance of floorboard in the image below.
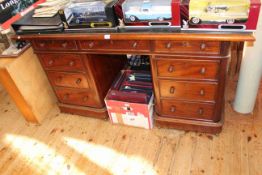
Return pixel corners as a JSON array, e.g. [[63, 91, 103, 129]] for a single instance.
[[0, 81, 261, 175]]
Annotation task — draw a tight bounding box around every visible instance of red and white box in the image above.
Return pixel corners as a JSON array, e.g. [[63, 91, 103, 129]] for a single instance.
[[105, 94, 154, 129], [105, 70, 154, 129]]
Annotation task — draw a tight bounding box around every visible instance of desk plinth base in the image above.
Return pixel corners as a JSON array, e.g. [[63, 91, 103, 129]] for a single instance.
[[58, 103, 108, 120], [154, 113, 224, 134]]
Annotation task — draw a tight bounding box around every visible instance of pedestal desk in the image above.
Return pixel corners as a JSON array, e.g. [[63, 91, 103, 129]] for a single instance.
[[16, 32, 254, 133]]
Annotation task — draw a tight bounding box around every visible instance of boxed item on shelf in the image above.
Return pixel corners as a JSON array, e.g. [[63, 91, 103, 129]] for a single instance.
[[115, 0, 180, 28], [59, 0, 119, 29], [105, 70, 154, 129], [180, 0, 261, 32]]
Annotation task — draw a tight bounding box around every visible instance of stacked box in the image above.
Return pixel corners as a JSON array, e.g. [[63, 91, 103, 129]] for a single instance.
[[105, 70, 154, 129], [59, 0, 119, 29]]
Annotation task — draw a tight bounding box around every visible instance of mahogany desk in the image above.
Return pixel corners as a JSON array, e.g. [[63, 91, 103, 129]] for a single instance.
[[15, 32, 255, 133]]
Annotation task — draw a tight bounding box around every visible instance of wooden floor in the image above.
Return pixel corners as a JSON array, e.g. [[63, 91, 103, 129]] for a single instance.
[[0, 81, 262, 175]]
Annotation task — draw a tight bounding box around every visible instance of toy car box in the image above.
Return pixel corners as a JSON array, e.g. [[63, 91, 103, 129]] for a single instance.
[[180, 0, 261, 32], [59, 0, 118, 29], [115, 0, 180, 28], [105, 70, 154, 129]]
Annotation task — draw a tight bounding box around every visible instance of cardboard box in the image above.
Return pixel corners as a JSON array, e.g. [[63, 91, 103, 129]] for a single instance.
[[105, 94, 154, 129], [58, 0, 119, 29], [105, 69, 154, 129], [116, 0, 180, 27]]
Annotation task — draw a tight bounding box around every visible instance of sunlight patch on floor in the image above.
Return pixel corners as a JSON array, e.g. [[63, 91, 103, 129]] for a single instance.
[[64, 137, 157, 175], [5, 134, 85, 175]]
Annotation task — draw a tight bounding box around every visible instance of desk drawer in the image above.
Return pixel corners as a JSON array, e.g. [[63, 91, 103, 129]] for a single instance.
[[160, 100, 215, 121], [33, 40, 77, 51], [55, 88, 99, 107], [39, 54, 85, 72], [159, 80, 217, 102], [154, 41, 221, 55], [79, 40, 150, 52], [156, 59, 220, 80], [47, 71, 89, 89]]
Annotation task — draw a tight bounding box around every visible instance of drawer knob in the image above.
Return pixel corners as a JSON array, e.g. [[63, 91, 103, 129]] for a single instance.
[[132, 42, 138, 48], [83, 96, 88, 102], [170, 86, 175, 94], [200, 43, 206, 50], [168, 65, 175, 72], [200, 89, 205, 96], [198, 108, 204, 115], [200, 67, 206, 75], [69, 61, 75, 66], [39, 42, 45, 47], [76, 78, 82, 84], [63, 94, 69, 100], [61, 42, 68, 48], [89, 42, 94, 48], [57, 76, 62, 82], [182, 42, 188, 47], [166, 42, 172, 49], [170, 106, 176, 113], [48, 60, 54, 65]]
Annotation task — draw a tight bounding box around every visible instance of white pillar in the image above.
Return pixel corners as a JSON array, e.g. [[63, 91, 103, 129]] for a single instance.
[[233, 11, 262, 114]]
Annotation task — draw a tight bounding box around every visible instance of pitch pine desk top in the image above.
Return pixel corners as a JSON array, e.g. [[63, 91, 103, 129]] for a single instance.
[[14, 32, 255, 42]]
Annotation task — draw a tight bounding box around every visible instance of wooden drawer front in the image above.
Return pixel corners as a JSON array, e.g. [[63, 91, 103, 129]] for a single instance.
[[55, 88, 98, 107], [161, 100, 215, 121], [159, 80, 217, 102], [156, 59, 220, 80], [47, 72, 89, 89], [33, 40, 77, 51], [154, 41, 221, 54], [39, 54, 85, 72], [79, 40, 150, 52]]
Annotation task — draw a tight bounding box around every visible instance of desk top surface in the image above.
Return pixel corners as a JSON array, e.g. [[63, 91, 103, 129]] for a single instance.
[[15, 32, 255, 42]]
